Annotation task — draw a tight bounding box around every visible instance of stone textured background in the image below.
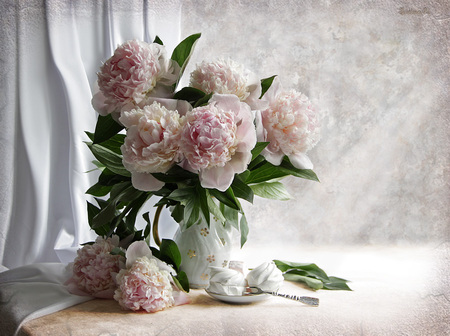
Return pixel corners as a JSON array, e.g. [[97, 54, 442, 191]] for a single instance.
[[178, 0, 450, 247]]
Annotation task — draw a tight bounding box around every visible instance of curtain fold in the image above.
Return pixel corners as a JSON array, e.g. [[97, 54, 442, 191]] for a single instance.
[[0, 0, 182, 268]]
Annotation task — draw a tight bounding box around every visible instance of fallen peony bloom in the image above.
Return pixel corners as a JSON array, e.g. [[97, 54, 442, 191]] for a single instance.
[[114, 241, 190, 312], [66, 235, 125, 299]]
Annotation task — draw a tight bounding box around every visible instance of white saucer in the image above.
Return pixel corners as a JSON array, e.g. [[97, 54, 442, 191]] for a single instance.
[[205, 290, 271, 303]]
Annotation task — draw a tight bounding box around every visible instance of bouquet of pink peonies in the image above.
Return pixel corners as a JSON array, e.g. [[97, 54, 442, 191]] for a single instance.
[[67, 33, 323, 312]]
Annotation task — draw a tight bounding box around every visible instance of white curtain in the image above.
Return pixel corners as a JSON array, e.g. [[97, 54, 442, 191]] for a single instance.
[[0, 0, 182, 269]]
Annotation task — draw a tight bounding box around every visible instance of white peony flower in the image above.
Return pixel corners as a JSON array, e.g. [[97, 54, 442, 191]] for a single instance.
[[92, 40, 179, 118], [190, 59, 264, 110], [119, 101, 186, 191], [256, 78, 321, 169]]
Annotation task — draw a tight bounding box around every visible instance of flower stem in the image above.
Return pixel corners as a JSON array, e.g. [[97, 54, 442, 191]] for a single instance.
[[152, 204, 164, 247]]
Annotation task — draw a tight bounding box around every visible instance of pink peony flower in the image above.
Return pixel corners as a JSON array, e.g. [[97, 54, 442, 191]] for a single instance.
[[114, 256, 175, 313], [113, 241, 187, 313], [179, 94, 256, 191], [66, 235, 125, 299], [92, 40, 179, 117], [256, 78, 321, 169], [119, 100, 188, 191], [190, 59, 265, 110]]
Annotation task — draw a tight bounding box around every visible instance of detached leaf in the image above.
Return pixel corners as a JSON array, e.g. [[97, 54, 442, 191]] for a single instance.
[[283, 273, 324, 290], [274, 259, 352, 291], [93, 114, 124, 144], [274, 260, 329, 280], [323, 277, 352, 291], [250, 181, 291, 200], [260, 75, 277, 99]]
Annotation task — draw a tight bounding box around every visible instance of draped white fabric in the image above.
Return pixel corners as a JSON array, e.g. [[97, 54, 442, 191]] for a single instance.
[[0, 0, 182, 269]]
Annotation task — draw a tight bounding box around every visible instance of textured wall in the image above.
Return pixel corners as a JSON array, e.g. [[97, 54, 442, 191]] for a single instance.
[[179, 0, 450, 246]]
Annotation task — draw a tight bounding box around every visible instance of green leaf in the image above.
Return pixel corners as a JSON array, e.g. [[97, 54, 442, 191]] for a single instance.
[[168, 187, 202, 228], [273, 260, 352, 291], [250, 181, 291, 200], [98, 168, 130, 186], [260, 75, 277, 99], [93, 133, 126, 155], [110, 247, 126, 258], [172, 271, 190, 293], [153, 35, 163, 45], [170, 203, 184, 224], [231, 175, 254, 203], [323, 277, 352, 291], [173, 87, 206, 103], [251, 142, 269, 161], [246, 161, 290, 184], [193, 92, 213, 107], [87, 201, 108, 236], [207, 196, 226, 224], [124, 193, 150, 231], [247, 155, 265, 172], [196, 185, 210, 227], [143, 212, 151, 244], [87, 143, 130, 177], [160, 239, 182, 272], [239, 214, 249, 247], [171, 33, 201, 81], [91, 200, 117, 229], [152, 165, 198, 183], [91, 182, 143, 230], [150, 246, 161, 259], [93, 114, 125, 144], [86, 183, 113, 197], [208, 187, 240, 211], [273, 260, 329, 280], [283, 273, 324, 290], [279, 157, 320, 182], [220, 203, 239, 231]]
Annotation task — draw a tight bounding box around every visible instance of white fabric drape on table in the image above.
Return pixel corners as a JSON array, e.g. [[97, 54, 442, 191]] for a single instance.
[[0, 0, 182, 269]]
